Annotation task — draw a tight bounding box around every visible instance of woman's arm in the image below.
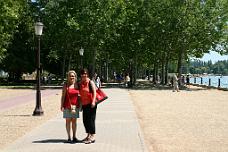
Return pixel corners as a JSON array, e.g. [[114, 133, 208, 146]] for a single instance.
[[60, 84, 67, 111], [90, 80, 97, 108]]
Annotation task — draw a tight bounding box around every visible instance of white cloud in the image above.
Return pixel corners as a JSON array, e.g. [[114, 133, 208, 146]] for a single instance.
[[200, 51, 228, 63]]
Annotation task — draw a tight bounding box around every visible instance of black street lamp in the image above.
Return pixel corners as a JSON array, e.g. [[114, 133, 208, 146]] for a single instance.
[[33, 21, 44, 116], [79, 47, 84, 69]]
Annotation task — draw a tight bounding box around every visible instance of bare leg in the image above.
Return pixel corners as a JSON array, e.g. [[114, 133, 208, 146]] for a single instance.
[[66, 118, 71, 140], [177, 84, 180, 92], [72, 118, 77, 139]]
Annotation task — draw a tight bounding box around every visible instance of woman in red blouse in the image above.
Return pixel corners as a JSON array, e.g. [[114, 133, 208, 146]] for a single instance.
[[61, 70, 80, 143], [79, 68, 97, 144]]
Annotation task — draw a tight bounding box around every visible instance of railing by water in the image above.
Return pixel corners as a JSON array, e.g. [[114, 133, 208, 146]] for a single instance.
[[190, 76, 228, 90]]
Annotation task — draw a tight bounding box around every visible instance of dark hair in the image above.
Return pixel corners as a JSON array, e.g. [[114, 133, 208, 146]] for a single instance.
[[80, 68, 89, 76]]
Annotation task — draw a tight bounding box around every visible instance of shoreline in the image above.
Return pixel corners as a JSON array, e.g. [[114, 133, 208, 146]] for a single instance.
[[190, 83, 228, 91]]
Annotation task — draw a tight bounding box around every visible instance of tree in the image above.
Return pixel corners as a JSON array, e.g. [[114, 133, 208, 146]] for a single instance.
[[0, 0, 24, 63], [1, 1, 34, 81]]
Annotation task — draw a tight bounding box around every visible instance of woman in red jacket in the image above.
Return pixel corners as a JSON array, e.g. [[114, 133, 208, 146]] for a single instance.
[[61, 70, 80, 143], [79, 68, 97, 144]]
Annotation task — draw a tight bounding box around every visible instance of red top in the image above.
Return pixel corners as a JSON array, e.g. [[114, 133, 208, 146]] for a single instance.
[[79, 80, 92, 105], [63, 87, 79, 109]]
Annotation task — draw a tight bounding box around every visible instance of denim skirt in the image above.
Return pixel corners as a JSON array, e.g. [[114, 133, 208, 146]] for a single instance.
[[63, 108, 80, 118]]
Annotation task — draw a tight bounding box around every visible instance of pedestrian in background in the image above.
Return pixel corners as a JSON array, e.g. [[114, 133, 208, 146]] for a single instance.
[[124, 73, 131, 88], [186, 74, 190, 90], [93, 73, 101, 88], [173, 73, 180, 92]]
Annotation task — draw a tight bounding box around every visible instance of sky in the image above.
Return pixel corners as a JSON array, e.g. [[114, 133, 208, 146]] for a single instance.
[[200, 51, 228, 63]]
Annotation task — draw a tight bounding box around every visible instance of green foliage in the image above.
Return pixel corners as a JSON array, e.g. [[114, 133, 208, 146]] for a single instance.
[[188, 60, 228, 75], [0, 0, 24, 63], [1, 1, 34, 80], [0, 0, 227, 81]]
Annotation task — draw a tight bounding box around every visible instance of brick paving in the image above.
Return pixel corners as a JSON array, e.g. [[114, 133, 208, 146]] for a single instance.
[[0, 89, 60, 111]]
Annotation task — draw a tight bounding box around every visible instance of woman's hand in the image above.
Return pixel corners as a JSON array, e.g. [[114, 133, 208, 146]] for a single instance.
[[60, 106, 64, 111], [91, 101, 96, 108], [90, 80, 97, 108]]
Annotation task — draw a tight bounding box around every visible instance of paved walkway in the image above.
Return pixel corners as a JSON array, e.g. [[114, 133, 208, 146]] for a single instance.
[[1, 88, 148, 152], [0, 89, 60, 111]]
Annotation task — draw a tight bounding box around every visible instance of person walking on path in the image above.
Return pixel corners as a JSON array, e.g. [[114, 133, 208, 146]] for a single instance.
[[79, 68, 97, 144], [124, 73, 131, 88], [186, 74, 190, 90], [60, 70, 80, 143], [173, 73, 180, 92], [92, 73, 101, 88]]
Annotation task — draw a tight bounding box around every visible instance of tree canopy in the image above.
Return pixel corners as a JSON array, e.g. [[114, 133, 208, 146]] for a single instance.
[[0, 0, 227, 82]]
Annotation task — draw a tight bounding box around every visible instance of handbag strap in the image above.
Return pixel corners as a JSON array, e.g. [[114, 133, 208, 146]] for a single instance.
[[79, 80, 94, 93], [89, 80, 98, 92]]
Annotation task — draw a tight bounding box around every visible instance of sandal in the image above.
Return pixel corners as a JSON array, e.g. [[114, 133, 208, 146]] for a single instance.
[[82, 137, 89, 142], [84, 138, 95, 144]]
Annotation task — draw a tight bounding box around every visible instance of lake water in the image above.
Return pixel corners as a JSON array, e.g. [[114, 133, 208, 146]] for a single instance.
[[190, 76, 228, 89]]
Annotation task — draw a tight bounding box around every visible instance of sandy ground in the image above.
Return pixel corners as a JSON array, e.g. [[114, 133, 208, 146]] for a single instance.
[[0, 88, 62, 149], [0, 89, 34, 101], [1, 86, 228, 152], [129, 86, 228, 152]]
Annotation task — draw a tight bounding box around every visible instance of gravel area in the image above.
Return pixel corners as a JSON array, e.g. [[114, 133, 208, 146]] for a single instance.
[[129, 86, 228, 152], [0, 89, 62, 149], [0, 89, 34, 101]]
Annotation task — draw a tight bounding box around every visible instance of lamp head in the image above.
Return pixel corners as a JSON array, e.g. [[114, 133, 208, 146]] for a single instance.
[[34, 22, 44, 36], [79, 47, 84, 56]]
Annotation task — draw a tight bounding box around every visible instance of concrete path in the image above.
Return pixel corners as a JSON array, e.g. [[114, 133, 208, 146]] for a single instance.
[[1, 88, 148, 152]]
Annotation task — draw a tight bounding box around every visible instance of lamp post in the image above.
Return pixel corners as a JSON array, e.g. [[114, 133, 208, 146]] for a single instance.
[[33, 21, 44, 116], [79, 47, 84, 69]]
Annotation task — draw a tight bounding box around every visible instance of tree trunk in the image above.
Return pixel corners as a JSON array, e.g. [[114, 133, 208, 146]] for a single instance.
[[152, 62, 157, 84], [129, 61, 133, 87], [133, 57, 137, 85], [165, 53, 170, 85], [89, 48, 96, 79], [177, 49, 183, 84], [61, 54, 66, 82], [161, 58, 165, 85], [67, 54, 72, 72], [106, 60, 108, 82]]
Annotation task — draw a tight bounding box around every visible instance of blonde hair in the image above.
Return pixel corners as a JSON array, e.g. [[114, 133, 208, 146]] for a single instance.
[[67, 70, 77, 84]]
